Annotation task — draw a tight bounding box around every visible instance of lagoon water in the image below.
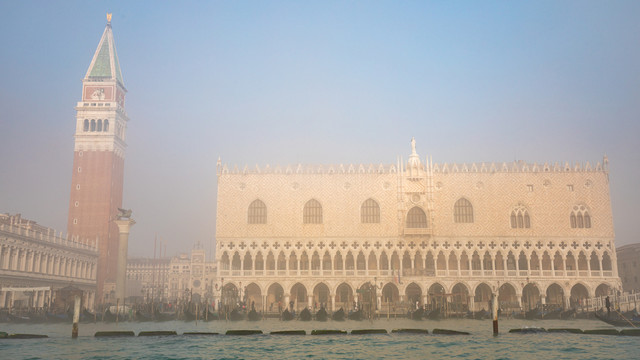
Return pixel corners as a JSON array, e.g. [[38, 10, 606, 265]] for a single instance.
[[1, 318, 639, 359]]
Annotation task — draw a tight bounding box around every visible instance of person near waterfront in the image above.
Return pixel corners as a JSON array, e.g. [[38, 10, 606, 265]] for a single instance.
[[605, 296, 611, 316]]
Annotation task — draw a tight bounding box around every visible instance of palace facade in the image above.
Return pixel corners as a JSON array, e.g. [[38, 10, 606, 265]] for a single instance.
[[0, 213, 98, 309], [215, 140, 620, 314]]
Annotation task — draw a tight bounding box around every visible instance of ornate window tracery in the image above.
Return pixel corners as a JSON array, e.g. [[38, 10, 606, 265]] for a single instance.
[[303, 199, 323, 224], [248, 199, 267, 224], [406, 207, 428, 228], [570, 205, 591, 228], [454, 198, 474, 223], [361, 198, 380, 223], [510, 205, 530, 229]]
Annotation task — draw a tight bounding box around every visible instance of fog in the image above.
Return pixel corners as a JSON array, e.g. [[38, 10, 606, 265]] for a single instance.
[[1, 1, 638, 258]]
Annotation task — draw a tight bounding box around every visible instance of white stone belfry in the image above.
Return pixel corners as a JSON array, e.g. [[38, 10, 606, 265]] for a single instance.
[[114, 217, 135, 303]]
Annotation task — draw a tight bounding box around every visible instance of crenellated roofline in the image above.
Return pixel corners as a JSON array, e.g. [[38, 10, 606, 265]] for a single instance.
[[216, 157, 610, 176]]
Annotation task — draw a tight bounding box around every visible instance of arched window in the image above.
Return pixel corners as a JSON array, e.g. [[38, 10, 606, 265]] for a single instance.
[[103, 119, 109, 132], [406, 207, 427, 228], [97, 119, 102, 132], [361, 198, 380, 223], [303, 199, 323, 224], [510, 205, 530, 229], [454, 198, 474, 223], [248, 199, 267, 224], [90, 119, 96, 131], [570, 205, 591, 229], [83, 119, 89, 132]]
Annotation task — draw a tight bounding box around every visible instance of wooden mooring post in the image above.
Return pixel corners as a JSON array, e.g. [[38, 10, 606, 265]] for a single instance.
[[72, 295, 80, 338], [491, 293, 499, 335]]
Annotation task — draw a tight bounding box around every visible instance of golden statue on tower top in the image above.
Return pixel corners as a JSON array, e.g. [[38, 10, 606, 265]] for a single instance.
[[107, 13, 112, 23]]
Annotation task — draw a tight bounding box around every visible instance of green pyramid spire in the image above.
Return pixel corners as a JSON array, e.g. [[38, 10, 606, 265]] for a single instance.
[[85, 18, 124, 87]]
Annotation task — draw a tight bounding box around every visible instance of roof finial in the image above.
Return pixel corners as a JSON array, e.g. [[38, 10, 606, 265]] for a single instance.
[[107, 13, 112, 24]]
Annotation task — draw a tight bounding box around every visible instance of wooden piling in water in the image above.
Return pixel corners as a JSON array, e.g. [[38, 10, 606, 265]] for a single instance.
[[72, 295, 80, 339], [491, 293, 498, 335]]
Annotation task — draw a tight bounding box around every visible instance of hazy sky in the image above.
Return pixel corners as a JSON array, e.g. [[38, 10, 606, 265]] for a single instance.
[[1, 1, 639, 259]]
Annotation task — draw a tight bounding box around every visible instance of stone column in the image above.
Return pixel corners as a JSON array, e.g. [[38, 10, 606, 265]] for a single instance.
[[0, 291, 6, 308], [331, 294, 336, 312], [114, 217, 136, 304]]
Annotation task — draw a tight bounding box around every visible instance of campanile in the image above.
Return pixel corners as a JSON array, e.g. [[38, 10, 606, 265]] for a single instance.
[[67, 14, 129, 303]]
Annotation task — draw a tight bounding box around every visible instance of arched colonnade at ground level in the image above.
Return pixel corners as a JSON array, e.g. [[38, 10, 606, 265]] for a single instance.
[[214, 279, 615, 314]]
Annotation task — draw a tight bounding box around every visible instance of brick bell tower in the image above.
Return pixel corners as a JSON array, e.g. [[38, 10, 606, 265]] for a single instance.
[[67, 14, 129, 303]]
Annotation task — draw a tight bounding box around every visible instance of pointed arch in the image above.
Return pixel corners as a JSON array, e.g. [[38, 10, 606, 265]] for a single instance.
[[277, 251, 286, 270], [266, 251, 275, 270], [356, 251, 366, 271], [243, 252, 253, 270], [367, 251, 377, 271], [248, 199, 267, 224], [220, 252, 230, 270], [299, 251, 309, 270], [454, 198, 474, 223], [406, 207, 427, 228], [511, 204, 530, 228], [361, 198, 380, 223], [303, 199, 323, 224], [289, 251, 298, 271], [255, 252, 264, 271], [334, 251, 344, 271], [323, 251, 332, 271], [571, 204, 591, 229]]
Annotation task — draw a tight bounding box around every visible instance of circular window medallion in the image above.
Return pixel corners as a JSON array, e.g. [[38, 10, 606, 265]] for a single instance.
[[476, 181, 484, 190], [585, 179, 592, 188], [436, 182, 443, 190], [193, 280, 201, 288], [411, 194, 421, 203], [344, 182, 351, 190], [238, 182, 246, 190], [383, 182, 391, 190], [543, 179, 551, 188], [291, 182, 300, 190]]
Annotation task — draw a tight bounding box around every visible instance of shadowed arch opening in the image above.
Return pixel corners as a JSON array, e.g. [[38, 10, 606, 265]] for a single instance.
[[406, 207, 428, 228], [335, 283, 353, 311], [570, 283, 589, 309], [474, 283, 492, 312], [248, 199, 267, 224], [361, 198, 380, 223], [313, 283, 330, 309], [267, 283, 284, 313], [405, 283, 422, 306], [454, 198, 474, 223], [290, 283, 308, 311], [382, 283, 399, 305], [245, 283, 262, 312], [428, 283, 445, 311], [303, 199, 323, 224], [546, 283, 564, 309], [451, 283, 470, 314]]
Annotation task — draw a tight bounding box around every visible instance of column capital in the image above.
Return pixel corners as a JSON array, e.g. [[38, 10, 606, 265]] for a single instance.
[[114, 218, 136, 232]]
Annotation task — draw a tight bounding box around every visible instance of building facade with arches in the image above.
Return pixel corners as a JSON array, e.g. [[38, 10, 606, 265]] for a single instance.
[[215, 140, 620, 314]]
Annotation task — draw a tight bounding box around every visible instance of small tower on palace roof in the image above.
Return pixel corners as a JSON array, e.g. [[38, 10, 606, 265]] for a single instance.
[[407, 137, 423, 177], [85, 13, 125, 88]]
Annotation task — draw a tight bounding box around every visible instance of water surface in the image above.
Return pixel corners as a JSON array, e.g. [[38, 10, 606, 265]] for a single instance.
[[1, 318, 638, 359]]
